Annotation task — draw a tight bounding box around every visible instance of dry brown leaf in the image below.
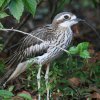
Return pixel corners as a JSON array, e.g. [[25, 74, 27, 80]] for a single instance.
[[91, 92, 100, 99], [52, 92, 62, 100], [68, 77, 81, 87], [89, 57, 97, 63], [32, 96, 37, 100], [89, 49, 95, 55], [12, 96, 24, 100], [96, 52, 100, 60]]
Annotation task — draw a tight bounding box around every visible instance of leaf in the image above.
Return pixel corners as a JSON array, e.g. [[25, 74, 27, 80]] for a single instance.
[[69, 46, 78, 54], [0, 0, 5, 7], [80, 50, 91, 58], [77, 42, 89, 52], [18, 93, 32, 100], [0, 90, 14, 97], [9, 0, 24, 21], [1, 0, 11, 10], [8, 86, 14, 92], [23, 0, 37, 15], [0, 12, 8, 19], [0, 23, 4, 28]]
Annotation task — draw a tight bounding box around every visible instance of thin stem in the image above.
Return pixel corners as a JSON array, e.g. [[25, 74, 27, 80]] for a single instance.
[[0, 28, 70, 55]]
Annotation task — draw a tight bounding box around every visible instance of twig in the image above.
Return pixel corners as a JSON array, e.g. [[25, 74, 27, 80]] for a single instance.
[[3, 14, 31, 49], [0, 28, 70, 54], [3, 0, 44, 49], [0, 28, 44, 42]]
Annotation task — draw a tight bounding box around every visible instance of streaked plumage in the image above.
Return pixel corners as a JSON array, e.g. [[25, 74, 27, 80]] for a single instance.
[[0, 12, 79, 94]]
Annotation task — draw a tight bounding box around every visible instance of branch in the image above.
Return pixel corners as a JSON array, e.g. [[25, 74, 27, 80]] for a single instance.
[[0, 28, 70, 54], [3, 14, 31, 49]]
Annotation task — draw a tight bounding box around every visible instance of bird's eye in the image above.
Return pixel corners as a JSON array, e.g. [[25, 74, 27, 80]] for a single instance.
[[64, 15, 70, 19]]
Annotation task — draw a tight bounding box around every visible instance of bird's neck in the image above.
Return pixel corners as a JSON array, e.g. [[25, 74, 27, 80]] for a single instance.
[[52, 22, 72, 32]]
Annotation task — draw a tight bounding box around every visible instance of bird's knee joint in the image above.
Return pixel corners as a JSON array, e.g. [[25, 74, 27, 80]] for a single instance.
[[45, 74, 49, 80], [37, 74, 41, 80]]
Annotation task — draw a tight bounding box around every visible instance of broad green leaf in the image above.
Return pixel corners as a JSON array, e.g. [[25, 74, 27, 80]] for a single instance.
[[1, 0, 11, 10], [23, 0, 37, 15], [0, 90, 14, 97], [69, 47, 78, 54], [80, 50, 91, 58], [9, 0, 24, 21], [8, 86, 14, 92], [18, 93, 32, 100], [0, 12, 8, 19], [0, 23, 4, 28], [0, 0, 5, 7], [77, 42, 89, 52]]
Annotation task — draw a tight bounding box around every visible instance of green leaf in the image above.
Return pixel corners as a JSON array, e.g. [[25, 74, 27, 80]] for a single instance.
[[8, 86, 14, 92], [0, 0, 5, 7], [80, 50, 91, 58], [0, 23, 4, 28], [77, 42, 89, 52], [69, 47, 78, 54], [9, 0, 24, 21], [0, 90, 14, 97], [0, 12, 8, 19], [1, 0, 11, 10], [23, 0, 37, 15], [18, 93, 32, 100]]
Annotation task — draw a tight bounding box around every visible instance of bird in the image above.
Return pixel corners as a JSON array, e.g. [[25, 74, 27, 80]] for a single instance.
[[0, 12, 80, 100]]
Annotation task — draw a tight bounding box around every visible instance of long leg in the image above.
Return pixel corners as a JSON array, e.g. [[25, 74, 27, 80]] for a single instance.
[[37, 64, 42, 100], [45, 63, 50, 100]]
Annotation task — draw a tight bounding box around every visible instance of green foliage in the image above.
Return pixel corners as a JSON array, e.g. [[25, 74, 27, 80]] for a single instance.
[[80, 50, 90, 58], [0, 0, 38, 22], [9, 0, 24, 21], [0, 11, 8, 19], [69, 42, 90, 58], [0, 0, 99, 99], [23, 0, 37, 15], [23, 42, 99, 99], [0, 90, 32, 100], [18, 93, 32, 100], [0, 0, 99, 22], [0, 23, 3, 28], [0, 0, 11, 10], [0, 90, 14, 99], [0, 0, 5, 7]]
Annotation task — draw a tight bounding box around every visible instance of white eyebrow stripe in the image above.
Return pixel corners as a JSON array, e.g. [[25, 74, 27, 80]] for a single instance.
[[57, 15, 64, 21]]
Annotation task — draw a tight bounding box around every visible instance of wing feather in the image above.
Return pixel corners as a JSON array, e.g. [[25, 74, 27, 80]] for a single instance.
[[6, 24, 55, 67]]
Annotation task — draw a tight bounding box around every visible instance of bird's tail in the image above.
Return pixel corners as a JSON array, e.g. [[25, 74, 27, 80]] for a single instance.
[[0, 68, 15, 88], [0, 61, 28, 87]]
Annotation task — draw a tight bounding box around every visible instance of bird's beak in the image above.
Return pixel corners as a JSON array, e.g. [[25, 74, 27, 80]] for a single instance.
[[72, 18, 100, 40], [72, 18, 85, 22]]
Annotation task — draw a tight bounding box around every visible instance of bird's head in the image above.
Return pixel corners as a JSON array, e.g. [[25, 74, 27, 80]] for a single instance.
[[52, 12, 80, 28]]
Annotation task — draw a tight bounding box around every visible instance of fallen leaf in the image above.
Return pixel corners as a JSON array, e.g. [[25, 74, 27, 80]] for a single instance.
[[68, 77, 81, 87], [91, 92, 100, 99], [12, 96, 24, 100]]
